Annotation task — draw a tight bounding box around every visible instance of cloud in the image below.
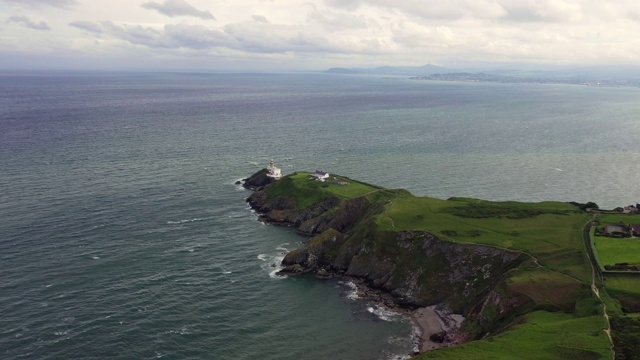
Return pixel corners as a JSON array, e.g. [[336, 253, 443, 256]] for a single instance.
[[69, 20, 103, 34], [252, 15, 268, 23], [67, 19, 377, 55], [307, 9, 369, 31], [0, 0, 76, 8], [7, 15, 51, 30], [69, 21, 234, 50], [499, 0, 582, 23], [141, 0, 215, 20], [324, 0, 580, 23]]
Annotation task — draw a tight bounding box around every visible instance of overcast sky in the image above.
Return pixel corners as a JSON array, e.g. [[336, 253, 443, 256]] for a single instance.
[[1, 0, 639, 71]]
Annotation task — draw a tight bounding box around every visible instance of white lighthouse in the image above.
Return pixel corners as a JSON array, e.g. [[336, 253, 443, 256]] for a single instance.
[[266, 159, 282, 179]]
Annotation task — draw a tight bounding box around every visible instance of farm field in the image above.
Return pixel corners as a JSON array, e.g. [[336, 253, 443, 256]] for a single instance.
[[593, 236, 640, 269], [605, 276, 640, 296], [416, 311, 610, 360]]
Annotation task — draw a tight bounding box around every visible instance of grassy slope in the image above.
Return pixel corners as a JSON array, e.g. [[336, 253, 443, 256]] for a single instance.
[[605, 277, 640, 296], [266, 173, 612, 359], [591, 213, 640, 317], [598, 214, 640, 225], [382, 195, 610, 358], [417, 311, 609, 360], [594, 236, 640, 268], [388, 195, 592, 281]]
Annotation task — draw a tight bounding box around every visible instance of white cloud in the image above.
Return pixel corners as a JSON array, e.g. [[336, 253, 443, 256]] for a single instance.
[[0, 0, 76, 8], [7, 15, 51, 30], [3, 0, 640, 70], [252, 14, 268, 23], [307, 9, 369, 31], [141, 0, 215, 20]]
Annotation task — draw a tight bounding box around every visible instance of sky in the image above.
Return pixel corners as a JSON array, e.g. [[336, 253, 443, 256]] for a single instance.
[[1, 0, 640, 71]]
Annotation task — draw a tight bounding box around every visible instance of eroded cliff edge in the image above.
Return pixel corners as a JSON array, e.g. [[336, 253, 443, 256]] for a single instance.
[[242, 169, 545, 344], [242, 168, 618, 359]]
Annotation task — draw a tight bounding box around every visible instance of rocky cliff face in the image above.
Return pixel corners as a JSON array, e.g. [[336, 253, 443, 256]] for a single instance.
[[245, 172, 532, 340]]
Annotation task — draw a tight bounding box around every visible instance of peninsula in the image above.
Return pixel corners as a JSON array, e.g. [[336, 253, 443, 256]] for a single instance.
[[243, 168, 640, 359]]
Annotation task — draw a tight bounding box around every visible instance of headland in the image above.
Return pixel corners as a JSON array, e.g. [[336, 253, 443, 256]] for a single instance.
[[241, 167, 637, 359]]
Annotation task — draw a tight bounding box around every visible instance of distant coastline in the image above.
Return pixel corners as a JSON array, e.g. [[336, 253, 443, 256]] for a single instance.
[[410, 72, 640, 88]]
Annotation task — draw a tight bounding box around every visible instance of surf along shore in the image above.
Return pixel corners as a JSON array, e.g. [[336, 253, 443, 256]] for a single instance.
[[346, 277, 464, 353]]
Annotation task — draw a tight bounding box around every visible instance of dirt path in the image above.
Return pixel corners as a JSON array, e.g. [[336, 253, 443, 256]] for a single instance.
[[583, 219, 615, 359]]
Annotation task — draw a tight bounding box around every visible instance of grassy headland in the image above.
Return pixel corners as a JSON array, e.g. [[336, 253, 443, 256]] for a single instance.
[[245, 170, 620, 359]]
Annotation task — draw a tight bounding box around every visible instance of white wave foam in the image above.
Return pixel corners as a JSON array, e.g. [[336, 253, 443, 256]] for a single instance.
[[258, 253, 286, 279], [367, 305, 401, 322], [91, 256, 100, 260], [167, 217, 211, 225], [344, 281, 360, 300], [387, 355, 411, 360], [222, 271, 232, 274]]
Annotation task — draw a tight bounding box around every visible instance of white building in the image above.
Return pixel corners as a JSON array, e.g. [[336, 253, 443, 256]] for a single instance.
[[310, 170, 329, 181], [266, 159, 282, 179]]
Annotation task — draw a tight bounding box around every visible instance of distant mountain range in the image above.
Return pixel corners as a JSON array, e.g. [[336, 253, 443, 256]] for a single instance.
[[324, 64, 640, 87], [326, 64, 446, 76]]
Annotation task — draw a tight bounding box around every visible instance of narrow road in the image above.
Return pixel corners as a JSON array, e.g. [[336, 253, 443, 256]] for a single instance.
[[583, 219, 615, 359]]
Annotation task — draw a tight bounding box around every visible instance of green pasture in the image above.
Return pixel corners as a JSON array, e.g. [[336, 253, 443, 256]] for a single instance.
[[416, 311, 610, 360], [605, 276, 640, 297], [388, 196, 588, 253], [597, 214, 640, 226], [506, 268, 584, 311], [266, 172, 380, 208], [593, 236, 640, 268]]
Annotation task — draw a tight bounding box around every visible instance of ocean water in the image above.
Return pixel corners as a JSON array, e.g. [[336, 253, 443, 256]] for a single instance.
[[1, 72, 640, 359]]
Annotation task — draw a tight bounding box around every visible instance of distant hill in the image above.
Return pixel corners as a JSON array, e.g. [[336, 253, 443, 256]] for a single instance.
[[326, 64, 446, 76]]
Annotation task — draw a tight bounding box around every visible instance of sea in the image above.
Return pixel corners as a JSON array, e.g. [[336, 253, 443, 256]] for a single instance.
[[1, 71, 640, 360]]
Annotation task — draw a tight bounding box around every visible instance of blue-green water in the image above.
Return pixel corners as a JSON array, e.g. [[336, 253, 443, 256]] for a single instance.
[[1, 72, 640, 359]]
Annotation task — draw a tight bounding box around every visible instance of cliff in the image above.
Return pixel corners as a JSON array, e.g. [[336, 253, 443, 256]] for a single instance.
[[242, 170, 611, 357]]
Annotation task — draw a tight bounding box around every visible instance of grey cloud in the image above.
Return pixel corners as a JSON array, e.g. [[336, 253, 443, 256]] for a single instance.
[[498, 0, 582, 23], [223, 22, 351, 54], [0, 0, 76, 8], [252, 15, 268, 23], [307, 10, 368, 31], [323, 0, 363, 11], [70, 19, 355, 55], [164, 23, 236, 49], [7, 15, 50, 30], [69, 21, 103, 34], [324, 0, 578, 23], [69, 21, 235, 50], [141, 0, 215, 20]]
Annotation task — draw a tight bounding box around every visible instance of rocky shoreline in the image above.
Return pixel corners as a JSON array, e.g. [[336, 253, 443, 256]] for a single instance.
[[240, 169, 535, 356], [241, 171, 464, 355], [340, 276, 463, 355]]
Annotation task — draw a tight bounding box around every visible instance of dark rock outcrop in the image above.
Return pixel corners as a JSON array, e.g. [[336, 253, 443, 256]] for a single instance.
[[242, 169, 276, 190]]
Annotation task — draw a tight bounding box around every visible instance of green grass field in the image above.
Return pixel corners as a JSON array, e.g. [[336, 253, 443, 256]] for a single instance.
[[593, 236, 640, 268], [598, 214, 640, 225], [266, 172, 381, 208], [605, 276, 640, 296], [416, 311, 611, 360], [386, 195, 592, 282]]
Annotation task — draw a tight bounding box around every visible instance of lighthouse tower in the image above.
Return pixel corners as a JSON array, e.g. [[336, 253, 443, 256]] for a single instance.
[[266, 159, 282, 179]]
